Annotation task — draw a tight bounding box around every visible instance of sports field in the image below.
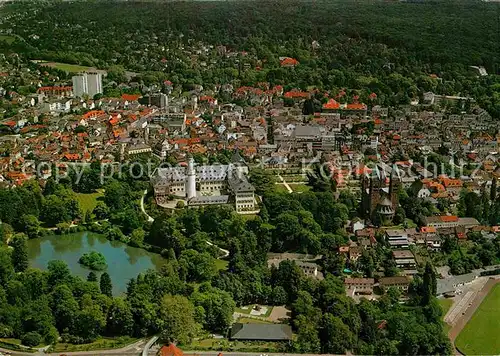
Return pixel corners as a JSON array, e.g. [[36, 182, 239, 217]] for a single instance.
[[456, 283, 500, 355], [35, 60, 94, 73]]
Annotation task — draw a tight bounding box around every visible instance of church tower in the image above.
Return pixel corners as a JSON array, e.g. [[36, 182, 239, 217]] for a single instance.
[[186, 157, 196, 199]]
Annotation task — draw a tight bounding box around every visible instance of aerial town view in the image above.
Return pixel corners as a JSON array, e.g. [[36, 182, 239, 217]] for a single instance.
[[0, 0, 499, 355]]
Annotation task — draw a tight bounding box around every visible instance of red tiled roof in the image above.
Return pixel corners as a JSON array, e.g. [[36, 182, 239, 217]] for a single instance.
[[280, 57, 299, 67], [346, 103, 367, 110], [200, 95, 216, 102], [440, 215, 459, 222], [64, 153, 80, 161], [83, 110, 105, 120], [284, 90, 309, 99], [159, 344, 183, 356], [109, 117, 120, 126], [323, 98, 340, 110], [2, 120, 16, 127], [121, 94, 141, 101], [37, 86, 72, 93]]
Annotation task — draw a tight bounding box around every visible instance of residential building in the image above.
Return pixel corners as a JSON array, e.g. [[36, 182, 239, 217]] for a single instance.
[[72, 72, 103, 98], [424, 215, 480, 229], [379, 276, 410, 292], [385, 229, 410, 249], [267, 253, 323, 280], [344, 278, 375, 295], [392, 250, 416, 269]]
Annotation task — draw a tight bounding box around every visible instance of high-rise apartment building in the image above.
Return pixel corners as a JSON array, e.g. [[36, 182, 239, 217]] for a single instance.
[[72, 72, 103, 98]]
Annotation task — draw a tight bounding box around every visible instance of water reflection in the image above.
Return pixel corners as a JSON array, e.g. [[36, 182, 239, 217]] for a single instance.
[[26, 232, 165, 295]]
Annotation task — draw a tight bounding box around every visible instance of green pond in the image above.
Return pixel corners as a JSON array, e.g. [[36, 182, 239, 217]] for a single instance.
[[27, 232, 165, 295]]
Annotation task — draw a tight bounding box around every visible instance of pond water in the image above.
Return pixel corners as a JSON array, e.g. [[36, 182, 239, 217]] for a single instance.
[[27, 232, 165, 295]]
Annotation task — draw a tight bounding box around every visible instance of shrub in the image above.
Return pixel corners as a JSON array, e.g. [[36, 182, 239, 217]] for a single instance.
[[21, 331, 42, 347]]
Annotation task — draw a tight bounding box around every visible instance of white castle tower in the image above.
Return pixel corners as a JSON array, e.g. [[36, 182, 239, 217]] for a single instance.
[[186, 157, 196, 199]]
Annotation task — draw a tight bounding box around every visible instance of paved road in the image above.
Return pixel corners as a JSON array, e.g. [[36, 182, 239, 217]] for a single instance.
[[0, 338, 147, 356], [140, 189, 154, 222], [142, 336, 158, 356], [276, 175, 292, 193], [448, 277, 500, 355], [206, 240, 229, 258]]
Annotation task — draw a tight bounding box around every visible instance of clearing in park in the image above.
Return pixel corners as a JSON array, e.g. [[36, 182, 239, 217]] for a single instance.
[[455, 283, 500, 355]]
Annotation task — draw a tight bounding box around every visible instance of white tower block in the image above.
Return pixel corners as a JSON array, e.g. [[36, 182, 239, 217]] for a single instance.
[[186, 157, 196, 199]]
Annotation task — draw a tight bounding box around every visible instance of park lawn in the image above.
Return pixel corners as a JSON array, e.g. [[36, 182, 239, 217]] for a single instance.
[[456, 284, 500, 355], [438, 298, 453, 333], [75, 190, 104, 213], [273, 184, 290, 193], [50, 336, 138, 353], [215, 259, 229, 271], [241, 214, 258, 220], [0, 338, 39, 353], [438, 298, 453, 316], [290, 183, 311, 193], [0, 35, 16, 44]]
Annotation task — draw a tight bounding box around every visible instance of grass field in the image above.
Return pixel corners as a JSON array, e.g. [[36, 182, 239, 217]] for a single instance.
[[273, 183, 290, 193], [215, 259, 229, 271], [290, 183, 311, 193], [456, 284, 500, 355], [0, 35, 16, 44], [438, 298, 453, 333], [0, 338, 41, 352], [75, 190, 104, 213], [49, 336, 137, 353], [35, 60, 94, 73]]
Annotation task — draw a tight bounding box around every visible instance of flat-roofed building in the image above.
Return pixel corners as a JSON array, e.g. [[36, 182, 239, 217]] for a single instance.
[[392, 249, 417, 269], [385, 229, 409, 249]]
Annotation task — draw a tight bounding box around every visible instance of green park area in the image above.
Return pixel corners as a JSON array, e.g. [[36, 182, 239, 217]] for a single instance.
[[75, 190, 104, 213], [438, 298, 453, 333], [35, 60, 94, 73], [456, 284, 500, 355], [290, 183, 311, 193], [0, 35, 16, 44], [214, 259, 229, 271], [49, 336, 137, 353]]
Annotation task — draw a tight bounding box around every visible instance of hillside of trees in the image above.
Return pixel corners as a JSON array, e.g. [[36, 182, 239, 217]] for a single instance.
[[3, 0, 500, 115]]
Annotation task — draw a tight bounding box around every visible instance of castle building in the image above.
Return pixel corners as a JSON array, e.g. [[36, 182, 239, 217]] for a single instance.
[[361, 165, 401, 224], [152, 154, 256, 213]]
